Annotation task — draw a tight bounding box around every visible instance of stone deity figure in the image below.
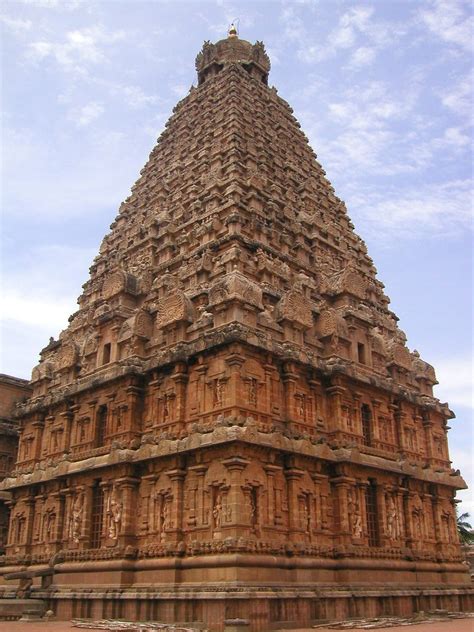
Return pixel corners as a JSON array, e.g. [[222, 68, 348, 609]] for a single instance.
[[348, 489, 363, 539], [69, 492, 84, 543], [213, 494, 223, 529], [386, 496, 398, 540], [107, 489, 123, 541], [162, 498, 172, 531]]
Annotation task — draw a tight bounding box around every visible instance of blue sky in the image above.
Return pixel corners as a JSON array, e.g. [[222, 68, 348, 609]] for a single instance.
[[1, 0, 472, 512]]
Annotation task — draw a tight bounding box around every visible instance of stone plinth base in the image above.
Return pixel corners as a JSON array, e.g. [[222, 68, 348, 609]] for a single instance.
[[0, 598, 46, 621], [30, 586, 474, 631]]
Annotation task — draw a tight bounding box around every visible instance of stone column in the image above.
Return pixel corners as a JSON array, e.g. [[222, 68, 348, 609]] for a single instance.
[[83, 482, 95, 547], [25, 496, 36, 552], [422, 415, 434, 463], [357, 481, 369, 544], [330, 476, 353, 542], [189, 465, 207, 528], [171, 363, 188, 430], [225, 347, 245, 416], [62, 489, 72, 546], [222, 457, 249, 531], [311, 473, 326, 531], [371, 398, 383, 444], [430, 492, 443, 549], [285, 467, 304, 541], [376, 483, 388, 546], [141, 474, 156, 535], [308, 378, 321, 428], [402, 487, 414, 548], [32, 416, 45, 461], [53, 490, 66, 552], [282, 363, 298, 423], [264, 464, 280, 527], [393, 403, 407, 453], [263, 362, 273, 417], [116, 476, 141, 544], [125, 383, 144, 435], [165, 468, 186, 541], [326, 385, 345, 434], [60, 409, 74, 453]]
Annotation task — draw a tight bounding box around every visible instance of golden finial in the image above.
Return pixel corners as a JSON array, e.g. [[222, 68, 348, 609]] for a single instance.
[[228, 22, 238, 38]]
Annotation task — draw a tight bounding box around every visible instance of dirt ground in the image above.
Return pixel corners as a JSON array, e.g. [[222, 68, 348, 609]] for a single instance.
[[0, 618, 473, 632]]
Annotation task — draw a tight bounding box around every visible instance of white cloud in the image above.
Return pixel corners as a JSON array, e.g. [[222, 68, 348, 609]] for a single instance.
[[348, 46, 376, 68], [318, 80, 422, 175], [1, 126, 150, 219], [437, 126, 471, 148], [26, 25, 125, 72], [0, 15, 32, 33], [280, 6, 307, 42], [419, 0, 473, 51], [1, 291, 78, 330], [17, 0, 85, 9], [70, 101, 104, 126], [296, 4, 400, 64], [434, 356, 474, 410], [350, 179, 473, 239], [122, 86, 159, 109], [1, 244, 94, 331], [440, 75, 473, 118]]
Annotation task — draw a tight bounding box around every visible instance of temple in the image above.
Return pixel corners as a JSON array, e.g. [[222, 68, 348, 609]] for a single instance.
[[0, 30, 472, 630]]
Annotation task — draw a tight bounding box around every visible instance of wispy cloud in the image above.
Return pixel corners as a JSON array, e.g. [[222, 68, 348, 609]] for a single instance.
[[434, 356, 474, 410], [294, 5, 402, 64], [0, 14, 32, 33], [26, 25, 125, 72], [2, 126, 149, 218], [69, 101, 104, 126], [439, 74, 473, 118], [16, 0, 85, 9], [419, 0, 473, 51], [347, 46, 376, 69], [350, 179, 473, 239]]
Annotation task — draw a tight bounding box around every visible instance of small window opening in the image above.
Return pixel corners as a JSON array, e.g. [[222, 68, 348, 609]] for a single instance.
[[102, 343, 111, 365], [365, 480, 379, 547], [90, 481, 104, 549], [96, 405, 107, 447], [361, 404, 372, 447], [357, 342, 366, 364]]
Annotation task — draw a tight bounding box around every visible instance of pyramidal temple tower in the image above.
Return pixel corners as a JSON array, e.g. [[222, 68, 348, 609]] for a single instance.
[[1, 30, 472, 629]]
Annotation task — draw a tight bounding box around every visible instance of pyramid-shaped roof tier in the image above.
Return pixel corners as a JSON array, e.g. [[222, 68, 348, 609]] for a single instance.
[[28, 33, 441, 423], [3, 33, 469, 627]]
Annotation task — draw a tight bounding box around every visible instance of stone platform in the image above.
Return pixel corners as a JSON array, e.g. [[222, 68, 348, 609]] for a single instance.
[[0, 598, 45, 620]]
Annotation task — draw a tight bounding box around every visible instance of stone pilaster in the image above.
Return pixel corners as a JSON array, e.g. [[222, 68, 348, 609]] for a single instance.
[[222, 457, 249, 532], [165, 468, 186, 541]]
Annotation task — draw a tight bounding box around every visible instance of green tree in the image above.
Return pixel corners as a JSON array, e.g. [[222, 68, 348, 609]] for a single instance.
[[457, 511, 474, 545]]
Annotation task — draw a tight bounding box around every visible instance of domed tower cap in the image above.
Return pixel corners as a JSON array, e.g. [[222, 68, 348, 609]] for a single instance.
[[195, 32, 271, 86], [228, 22, 238, 38]]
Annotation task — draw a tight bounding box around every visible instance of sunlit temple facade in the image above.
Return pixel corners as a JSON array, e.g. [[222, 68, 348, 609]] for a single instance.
[[1, 30, 472, 630]]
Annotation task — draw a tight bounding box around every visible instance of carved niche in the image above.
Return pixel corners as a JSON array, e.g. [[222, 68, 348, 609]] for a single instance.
[[57, 342, 79, 370], [102, 269, 139, 299], [276, 290, 313, 329], [324, 266, 367, 300], [387, 339, 413, 371], [155, 290, 195, 329], [208, 271, 263, 310]]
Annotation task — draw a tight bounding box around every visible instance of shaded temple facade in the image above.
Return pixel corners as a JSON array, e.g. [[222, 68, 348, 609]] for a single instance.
[[0, 374, 32, 555], [1, 31, 472, 630]]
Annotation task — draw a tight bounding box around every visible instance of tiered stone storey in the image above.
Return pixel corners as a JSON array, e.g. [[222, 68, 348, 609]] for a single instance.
[[0, 375, 32, 556], [1, 32, 472, 630]]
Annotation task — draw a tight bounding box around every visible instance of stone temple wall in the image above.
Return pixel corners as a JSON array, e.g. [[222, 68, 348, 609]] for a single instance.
[[0, 31, 472, 631]]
